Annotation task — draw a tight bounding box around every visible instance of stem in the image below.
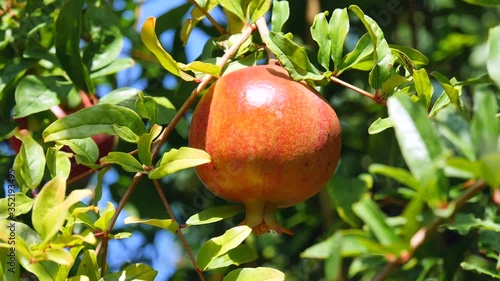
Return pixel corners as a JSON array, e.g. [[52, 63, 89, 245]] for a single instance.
[[96, 172, 143, 276], [330, 76, 387, 105], [151, 22, 256, 158], [371, 180, 487, 281], [255, 17, 276, 61], [185, 0, 226, 35], [153, 180, 205, 281]]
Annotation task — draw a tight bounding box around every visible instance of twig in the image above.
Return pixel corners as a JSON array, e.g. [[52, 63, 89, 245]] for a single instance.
[[96, 172, 143, 277], [371, 180, 487, 281], [153, 180, 205, 281], [95, 22, 257, 279], [151, 22, 256, 158], [185, 0, 226, 35], [330, 76, 387, 105], [255, 17, 277, 61]]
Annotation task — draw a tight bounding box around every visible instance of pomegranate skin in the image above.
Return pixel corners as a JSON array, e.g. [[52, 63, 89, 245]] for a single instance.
[[189, 64, 341, 234]]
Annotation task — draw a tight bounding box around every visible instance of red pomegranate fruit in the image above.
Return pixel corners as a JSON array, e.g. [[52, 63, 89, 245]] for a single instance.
[[189, 64, 342, 235]]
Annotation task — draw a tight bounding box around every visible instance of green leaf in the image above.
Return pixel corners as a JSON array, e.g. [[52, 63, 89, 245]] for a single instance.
[[94, 202, 115, 232], [112, 125, 141, 143], [179, 61, 221, 78], [329, 8, 349, 72], [480, 153, 500, 187], [100, 263, 157, 281], [13, 130, 46, 190], [349, 5, 394, 89], [124, 216, 179, 233], [138, 125, 162, 166], [197, 225, 252, 271], [445, 157, 482, 179], [223, 267, 285, 281], [43, 104, 146, 142], [219, 0, 246, 23], [205, 244, 258, 270], [141, 17, 195, 81], [310, 12, 331, 70], [45, 248, 73, 266], [55, 0, 94, 93], [247, 0, 271, 23], [463, 0, 500, 7], [413, 68, 433, 108], [271, 0, 289, 32], [77, 250, 99, 281], [461, 260, 500, 278], [264, 31, 326, 82], [446, 213, 500, 235], [390, 44, 429, 67], [46, 146, 72, 179], [368, 117, 393, 134], [57, 138, 99, 166], [353, 197, 400, 246], [98, 87, 140, 109], [149, 147, 211, 179], [369, 164, 420, 191], [32, 176, 66, 237], [83, 0, 123, 72], [90, 58, 135, 78], [387, 94, 448, 206], [0, 192, 33, 219], [488, 26, 500, 89], [186, 205, 245, 226], [327, 176, 367, 227], [13, 76, 71, 118], [100, 152, 144, 173], [471, 89, 499, 156], [434, 106, 476, 161], [431, 72, 460, 107], [338, 33, 373, 74], [135, 92, 178, 125]]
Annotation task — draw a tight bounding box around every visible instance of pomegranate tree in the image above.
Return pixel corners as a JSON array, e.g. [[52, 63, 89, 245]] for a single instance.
[[189, 64, 342, 235]]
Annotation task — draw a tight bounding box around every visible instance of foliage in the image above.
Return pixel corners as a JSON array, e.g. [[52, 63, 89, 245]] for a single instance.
[[0, 0, 499, 280]]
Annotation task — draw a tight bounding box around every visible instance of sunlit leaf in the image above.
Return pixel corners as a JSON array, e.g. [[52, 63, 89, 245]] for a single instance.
[[223, 267, 285, 281], [310, 12, 331, 70], [413, 68, 433, 108], [463, 0, 500, 7], [77, 250, 99, 281], [141, 17, 194, 81], [46, 146, 72, 179], [219, 0, 246, 22], [100, 152, 144, 173], [57, 138, 99, 166], [329, 8, 349, 72], [338, 33, 373, 74], [101, 263, 158, 281], [197, 225, 252, 271], [138, 125, 162, 167], [149, 147, 211, 179], [431, 72, 460, 107], [349, 5, 395, 89], [247, 0, 271, 23], [368, 117, 393, 134], [204, 244, 257, 270], [387, 94, 448, 206], [186, 205, 244, 226], [0, 192, 33, 219], [13, 129, 46, 191], [353, 197, 400, 246], [271, 0, 289, 32], [94, 202, 115, 232], [43, 104, 146, 142], [124, 216, 179, 233]]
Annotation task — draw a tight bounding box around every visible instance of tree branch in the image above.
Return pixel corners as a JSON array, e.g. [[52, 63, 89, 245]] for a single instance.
[[371, 180, 487, 281], [330, 76, 387, 105], [185, 0, 226, 35], [153, 179, 205, 281]]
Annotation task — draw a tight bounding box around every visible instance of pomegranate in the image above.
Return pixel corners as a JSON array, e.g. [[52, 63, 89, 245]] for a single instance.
[[189, 64, 342, 235]]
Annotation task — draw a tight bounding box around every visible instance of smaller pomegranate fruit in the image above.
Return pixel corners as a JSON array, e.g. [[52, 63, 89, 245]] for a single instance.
[[189, 64, 341, 235]]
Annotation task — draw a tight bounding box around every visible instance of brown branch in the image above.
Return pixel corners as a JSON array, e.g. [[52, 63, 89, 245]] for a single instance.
[[255, 17, 277, 61], [94, 22, 256, 279], [371, 180, 487, 281], [185, 0, 226, 35], [330, 76, 387, 105], [153, 180, 205, 280]]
